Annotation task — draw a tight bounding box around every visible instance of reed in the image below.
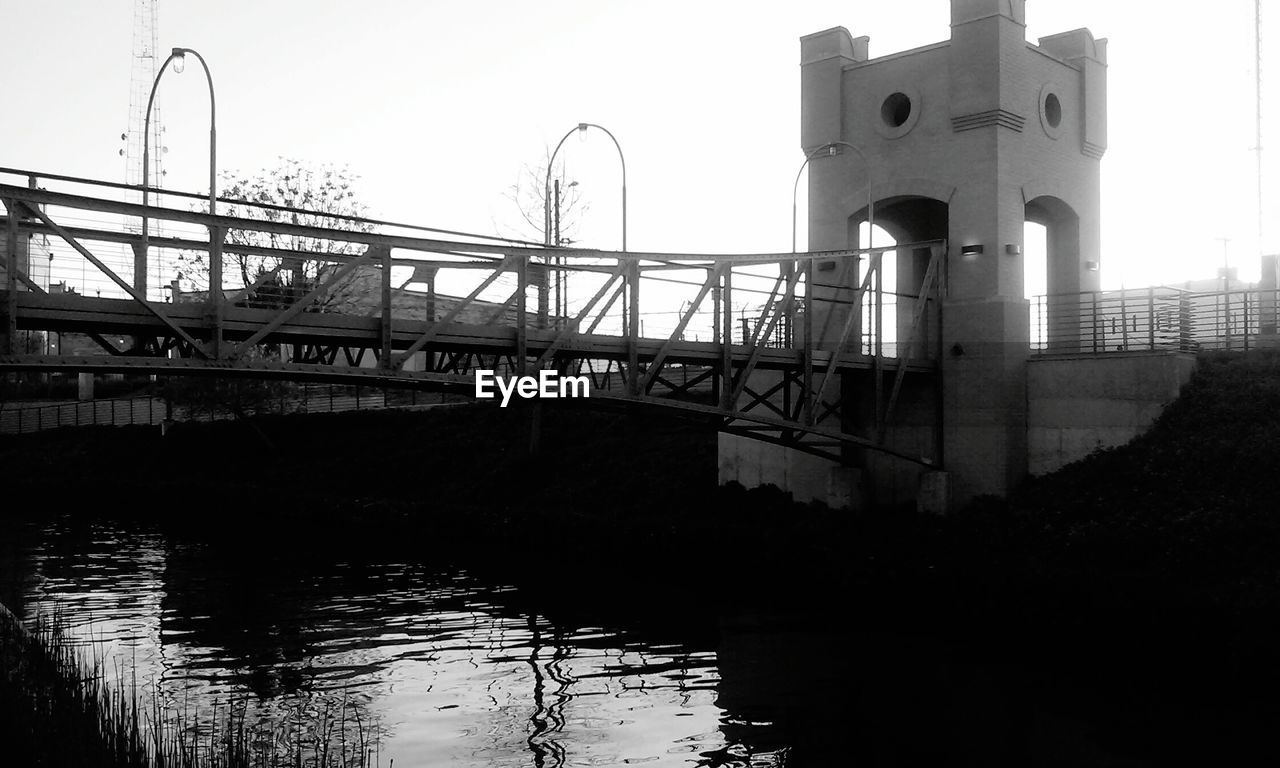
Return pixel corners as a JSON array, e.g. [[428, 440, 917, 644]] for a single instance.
[[0, 604, 385, 767]]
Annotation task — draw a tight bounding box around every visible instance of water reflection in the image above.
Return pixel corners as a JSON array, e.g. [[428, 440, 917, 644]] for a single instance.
[[1, 518, 794, 767]]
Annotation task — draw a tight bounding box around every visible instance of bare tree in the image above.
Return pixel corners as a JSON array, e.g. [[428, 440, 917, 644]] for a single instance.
[[498, 146, 589, 245], [177, 157, 375, 311], [493, 148, 596, 325]]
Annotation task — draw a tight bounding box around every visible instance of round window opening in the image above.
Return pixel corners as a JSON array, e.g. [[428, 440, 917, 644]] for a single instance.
[[881, 92, 912, 128], [1044, 92, 1062, 128]]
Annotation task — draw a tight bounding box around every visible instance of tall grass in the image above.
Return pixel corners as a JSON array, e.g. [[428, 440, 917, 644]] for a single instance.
[[0, 604, 387, 768]]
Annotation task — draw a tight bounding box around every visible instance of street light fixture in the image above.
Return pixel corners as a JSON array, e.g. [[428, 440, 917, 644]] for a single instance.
[[142, 47, 217, 296]]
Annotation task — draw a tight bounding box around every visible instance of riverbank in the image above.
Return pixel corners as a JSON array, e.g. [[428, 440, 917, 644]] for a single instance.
[[1, 598, 383, 768], [0, 602, 147, 767], [5, 351, 1280, 763]]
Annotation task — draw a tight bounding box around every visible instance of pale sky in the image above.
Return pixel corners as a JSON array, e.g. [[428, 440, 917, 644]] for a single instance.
[[2, 0, 1276, 294]]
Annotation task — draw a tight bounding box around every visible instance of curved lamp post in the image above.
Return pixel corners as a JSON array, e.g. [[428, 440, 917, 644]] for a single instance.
[[142, 47, 216, 292], [791, 141, 873, 255], [790, 140, 875, 424], [545, 122, 630, 345], [546, 121, 632, 387], [546, 122, 626, 251]]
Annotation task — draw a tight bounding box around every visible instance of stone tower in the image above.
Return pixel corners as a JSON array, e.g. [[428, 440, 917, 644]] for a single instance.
[[800, 0, 1107, 500]]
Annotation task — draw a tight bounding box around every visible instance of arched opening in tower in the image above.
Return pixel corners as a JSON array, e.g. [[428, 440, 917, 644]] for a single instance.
[[1025, 221, 1048, 348], [1025, 196, 1084, 351], [857, 197, 948, 358]]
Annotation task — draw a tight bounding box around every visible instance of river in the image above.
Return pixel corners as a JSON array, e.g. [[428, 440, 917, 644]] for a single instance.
[[0, 513, 1160, 766]]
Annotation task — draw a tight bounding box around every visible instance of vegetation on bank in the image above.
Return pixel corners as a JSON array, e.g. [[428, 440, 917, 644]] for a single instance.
[[0, 605, 385, 767], [1008, 349, 1280, 617], [0, 607, 148, 767]]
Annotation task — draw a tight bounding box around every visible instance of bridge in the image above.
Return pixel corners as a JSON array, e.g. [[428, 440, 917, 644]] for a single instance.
[[0, 168, 946, 472], [4, 166, 1275, 507]]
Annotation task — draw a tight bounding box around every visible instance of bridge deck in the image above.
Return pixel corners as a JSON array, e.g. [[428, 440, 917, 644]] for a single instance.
[[4, 291, 935, 375]]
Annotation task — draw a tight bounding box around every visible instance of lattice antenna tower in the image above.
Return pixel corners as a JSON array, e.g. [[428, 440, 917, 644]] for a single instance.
[[122, 0, 165, 237], [119, 0, 167, 299], [1255, 0, 1265, 263]]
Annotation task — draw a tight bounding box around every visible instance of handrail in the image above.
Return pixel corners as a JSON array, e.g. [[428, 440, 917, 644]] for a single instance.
[[1030, 286, 1279, 355], [0, 181, 943, 265], [0, 165, 544, 247]]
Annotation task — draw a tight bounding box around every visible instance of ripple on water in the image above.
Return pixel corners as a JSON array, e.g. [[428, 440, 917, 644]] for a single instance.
[[1, 519, 799, 768]]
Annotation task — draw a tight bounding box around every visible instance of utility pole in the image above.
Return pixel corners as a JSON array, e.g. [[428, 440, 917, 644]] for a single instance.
[[554, 178, 562, 325]]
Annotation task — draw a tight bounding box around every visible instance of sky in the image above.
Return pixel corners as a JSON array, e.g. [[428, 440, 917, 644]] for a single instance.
[[1, 0, 1276, 296]]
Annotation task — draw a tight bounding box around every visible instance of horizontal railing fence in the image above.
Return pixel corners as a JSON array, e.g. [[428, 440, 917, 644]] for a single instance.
[[0, 383, 460, 435], [1030, 287, 1280, 354]]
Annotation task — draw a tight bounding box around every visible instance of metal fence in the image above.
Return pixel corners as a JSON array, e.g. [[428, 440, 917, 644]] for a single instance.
[[1030, 287, 1280, 354], [0, 383, 459, 435]]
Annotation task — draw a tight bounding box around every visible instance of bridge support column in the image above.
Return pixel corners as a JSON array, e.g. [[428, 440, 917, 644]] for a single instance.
[[1261, 253, 1278, 336], [2, 197, 25, 355], [627, 260, 640, 394], [941, 296, 1029, 502], [207, 226, 225, 359], [917, 471, 951, 514], [131, 242, 149, 353], [78, 372, 94, 402]]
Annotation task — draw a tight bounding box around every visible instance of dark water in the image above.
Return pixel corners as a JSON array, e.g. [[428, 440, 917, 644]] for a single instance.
[[0, 516, 1159, 767]]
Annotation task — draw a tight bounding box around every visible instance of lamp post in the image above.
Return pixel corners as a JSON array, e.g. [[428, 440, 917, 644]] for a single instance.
[[790, 140, 875, 424], [545, 122, 629, 340], [546, 122, 626, 250], [142, 47, 217, 297]]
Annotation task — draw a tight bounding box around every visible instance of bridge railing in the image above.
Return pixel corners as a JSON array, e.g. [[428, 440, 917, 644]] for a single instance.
[[1030, 286, 1280, 354], [2, 168, 947, 465]]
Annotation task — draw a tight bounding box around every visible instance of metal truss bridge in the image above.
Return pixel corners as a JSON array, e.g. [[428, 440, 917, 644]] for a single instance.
[[1, 168, 944, 466]]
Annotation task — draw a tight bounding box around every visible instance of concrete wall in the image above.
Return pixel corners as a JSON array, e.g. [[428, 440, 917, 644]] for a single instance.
[[843, 370, 939, 507], [1027, 352, 1195, 476], [718, 433, 862, 508], [720, 351, 1194, 507]]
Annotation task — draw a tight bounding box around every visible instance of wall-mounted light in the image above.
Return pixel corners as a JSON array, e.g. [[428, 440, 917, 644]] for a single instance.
[[1085, 260, 1099, 271], [960, 243, 984, 257], [1004, 244, 1021, 255]]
